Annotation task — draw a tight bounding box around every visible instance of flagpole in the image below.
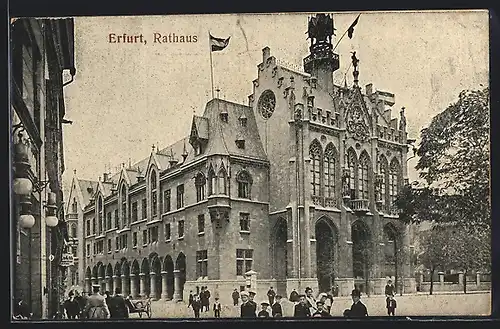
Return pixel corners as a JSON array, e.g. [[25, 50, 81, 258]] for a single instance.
[[208, 31, 215, 99], [333, 14, 361, 52]]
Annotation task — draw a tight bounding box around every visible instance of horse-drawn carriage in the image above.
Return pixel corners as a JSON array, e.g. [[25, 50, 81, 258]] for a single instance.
[[126, 297, 152, 318]]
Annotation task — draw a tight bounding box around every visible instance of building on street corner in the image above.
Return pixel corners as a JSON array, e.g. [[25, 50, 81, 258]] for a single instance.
[[73, 13, 416, 307], [10, 18, 76, 319]]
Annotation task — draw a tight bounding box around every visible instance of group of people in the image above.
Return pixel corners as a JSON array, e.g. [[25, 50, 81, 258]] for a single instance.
[[187, 286, 214, 318], [61, 284, 131, 319]]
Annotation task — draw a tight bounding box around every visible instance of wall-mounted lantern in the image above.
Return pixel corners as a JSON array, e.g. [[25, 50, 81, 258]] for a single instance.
[[13, 127, 33, 196], [18, 194, 35, 229], [44, 192, 59, 228]]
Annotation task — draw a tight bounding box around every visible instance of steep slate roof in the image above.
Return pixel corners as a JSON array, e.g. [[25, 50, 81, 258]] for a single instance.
[[78, 179, 98, 205]]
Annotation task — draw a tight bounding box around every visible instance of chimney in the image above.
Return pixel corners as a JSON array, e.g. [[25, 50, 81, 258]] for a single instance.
[[365, 83, 373, 96], [262, 47, 270, 63]]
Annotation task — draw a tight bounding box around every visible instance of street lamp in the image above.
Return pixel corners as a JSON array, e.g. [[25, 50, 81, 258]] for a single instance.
[[19, 194, 35, 229], [44, 192, 59, 227], [13, 126, 33, 196]]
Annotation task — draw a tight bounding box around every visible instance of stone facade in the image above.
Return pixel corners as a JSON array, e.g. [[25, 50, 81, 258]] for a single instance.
[[76, 14, 415, 307]]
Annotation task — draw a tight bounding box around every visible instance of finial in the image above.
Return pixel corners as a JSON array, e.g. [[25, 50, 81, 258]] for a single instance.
[[152, 144, 156, 153], [351, 51, 359, 87], [216, 88, 221, 99], [73, 169, 77, 175]]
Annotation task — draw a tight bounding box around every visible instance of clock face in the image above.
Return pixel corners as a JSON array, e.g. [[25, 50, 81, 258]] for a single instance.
[[258, 90, 276, 120]]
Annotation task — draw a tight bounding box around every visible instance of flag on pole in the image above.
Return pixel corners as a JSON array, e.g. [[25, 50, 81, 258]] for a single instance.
[[210, 34, 230, 52], [347, 14, 360, 39]]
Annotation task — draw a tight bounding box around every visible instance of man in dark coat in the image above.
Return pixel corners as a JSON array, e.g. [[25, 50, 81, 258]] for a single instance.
[[192, 295, 202, 318], [312, 300, 332, 317], [240, 291, 257, 318], [258, 302, 270, 317], [63, 291, 80, 319], [344, 289, 368, 318], [267, 287, 276, 306], [248, 290, 257, 311], [385, 280, 395, 309], [271, 295, 283, 317], [232, 289, 240, 306], [293, 294, 311, 318], [108, 287, 129, 319], [289, 289, 299, 302], [188, 290, 194, 308], [204, 287, 211, 312]]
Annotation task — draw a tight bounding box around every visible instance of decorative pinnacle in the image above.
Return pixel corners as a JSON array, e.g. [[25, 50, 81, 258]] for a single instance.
[[216, 88, 221, 99]]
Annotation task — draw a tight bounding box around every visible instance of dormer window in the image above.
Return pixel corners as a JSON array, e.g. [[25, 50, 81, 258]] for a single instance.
[[236, 139, 245, 149], [195, 143, 204, 156]]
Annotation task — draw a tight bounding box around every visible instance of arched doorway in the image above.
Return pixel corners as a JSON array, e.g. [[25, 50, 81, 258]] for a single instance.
[[121, 260, 130, 296], [85, 267, 92, 292], [163, 255, 174, 300], [272, 217, 288, 296], [316, 217, 338, 293], [97, 262, 106, 292], [383, 223, 400, 285], [141, 258, 150, 297], [114, 262, 122, 295], [106, 264, 113, 292], [175, 253, 186, 301], [352, 220, 372, 294], [130, 259, 140, 298], [151, 256, 162, 300]]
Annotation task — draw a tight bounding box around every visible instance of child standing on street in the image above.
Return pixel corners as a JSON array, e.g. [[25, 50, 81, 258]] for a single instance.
[[192, 295, 202, 318], [387, 295, 397, 316], [213, 297, 222, 318]]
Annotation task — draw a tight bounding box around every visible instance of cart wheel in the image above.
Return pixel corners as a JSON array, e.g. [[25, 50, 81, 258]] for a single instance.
[[147, 304, 152, 318]]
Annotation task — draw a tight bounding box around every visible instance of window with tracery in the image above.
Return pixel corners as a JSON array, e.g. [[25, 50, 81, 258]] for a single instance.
[[150, 171, 157, 217], [217, 167, 227, 195], [358, 153, 370, 200], [121, 184, 128, 227], [195, 172, 206, 202], [237, 170, 253, 199], [207, 166, 216, 196], [389, 159, 401, 212], [98, 197, 103, 235], [379, 156, 388, 211], [347, 149, 357, 199], [310, 141, 322, 197], [323, 144, 336, 198]]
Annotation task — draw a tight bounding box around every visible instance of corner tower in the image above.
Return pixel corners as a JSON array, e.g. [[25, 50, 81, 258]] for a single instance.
[[303, 13, 340, 93]]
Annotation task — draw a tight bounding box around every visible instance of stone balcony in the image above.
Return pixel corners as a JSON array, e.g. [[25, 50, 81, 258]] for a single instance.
[[207, 194, 231, 210], [311, 195, 338, 209], [350, 199, 369, 213], [66, 213, 78, 220]]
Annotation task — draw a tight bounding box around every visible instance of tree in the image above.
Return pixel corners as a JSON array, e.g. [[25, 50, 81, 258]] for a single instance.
[[417, 226, 451, 295]]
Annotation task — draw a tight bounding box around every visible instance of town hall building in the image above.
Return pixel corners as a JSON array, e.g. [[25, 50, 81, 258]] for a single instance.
[[70, 13, 416, 305]]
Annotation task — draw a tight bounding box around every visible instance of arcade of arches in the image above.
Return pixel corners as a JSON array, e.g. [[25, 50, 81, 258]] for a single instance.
[[272, 215, 409, 295], [85, 252, 186, 301]]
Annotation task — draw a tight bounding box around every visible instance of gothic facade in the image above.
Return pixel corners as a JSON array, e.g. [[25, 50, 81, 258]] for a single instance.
[[76, 14, 415, 305]]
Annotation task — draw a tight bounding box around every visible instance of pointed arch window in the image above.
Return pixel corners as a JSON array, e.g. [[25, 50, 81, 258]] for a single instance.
[[237, 170, 253, 199], [347, 149, 357, 199], [97, 196, 104, 235], [207, 166, 216, 196], [121, 184, 128, 227], [150, 171, 157, 218], [358, 153, 370, 200], [195, 172, 206, 202], [323, 144, 336, 198], [217, 167, 227, 195], [71, 198, 78, 214], [310, 141, 322, 197], [379, 156, 388, 211], [389, 159, 401, 213], [71, 223, 77, 238]]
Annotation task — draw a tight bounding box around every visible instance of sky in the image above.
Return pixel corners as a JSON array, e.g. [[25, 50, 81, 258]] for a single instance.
[[61, 10, 489, 191]]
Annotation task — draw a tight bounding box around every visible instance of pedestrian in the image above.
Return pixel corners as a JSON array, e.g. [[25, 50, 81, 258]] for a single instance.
[[240, 291, 257, 318], [204, 287, 211, 312], [258, 302, 270, 317], [293, 294, 311, 318], [343, 289, 368, 318], [289, 288, 299, 302], [213, 297, 222, 318], [63, 291, 80, 319], [324, 292, 333, 313], [84, 284, 110, 319], [385, 279, 395, 308], [312, 300, 332, 317], [271, 295, 283, 317], [232, 288, 240, 306], [192, 295, 202, 318], [77, 291, 88, 319], [304, 287, 317, 314], [108, 287, 129, 319], [333, 284, 339, 297], [387, 294, 397, 316], [188, 290, 194, 308], [267, 287, 276, 306]]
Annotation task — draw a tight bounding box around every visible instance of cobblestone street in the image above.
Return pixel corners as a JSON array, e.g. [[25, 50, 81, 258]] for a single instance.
[[129, 291, 491, 319]]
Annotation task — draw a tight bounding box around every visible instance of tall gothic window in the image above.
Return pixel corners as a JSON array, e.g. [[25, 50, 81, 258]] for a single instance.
[[150, 171, 157, 217], [237, 170, 253, 199], [121, 184, 128, 227], [358, 153, 370, 200], [98, 196, 103, 235], [389, 159, 401, 212], [347, 149, 357, 199], [323, 143, 336, 198], [310, 140, 322, 197], [379, 156, 388, 211], [72, 198, 78, 214], [195, 172, 206, 202], [217, 166, 227, 195], [207, 166, 216, 196]]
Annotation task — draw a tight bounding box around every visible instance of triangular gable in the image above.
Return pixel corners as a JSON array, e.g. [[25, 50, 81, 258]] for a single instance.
[[189, 119, 199, 145], [117, 166, 131, 187], [145, 152, 160, 175], [344, 87, 373, 141]]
